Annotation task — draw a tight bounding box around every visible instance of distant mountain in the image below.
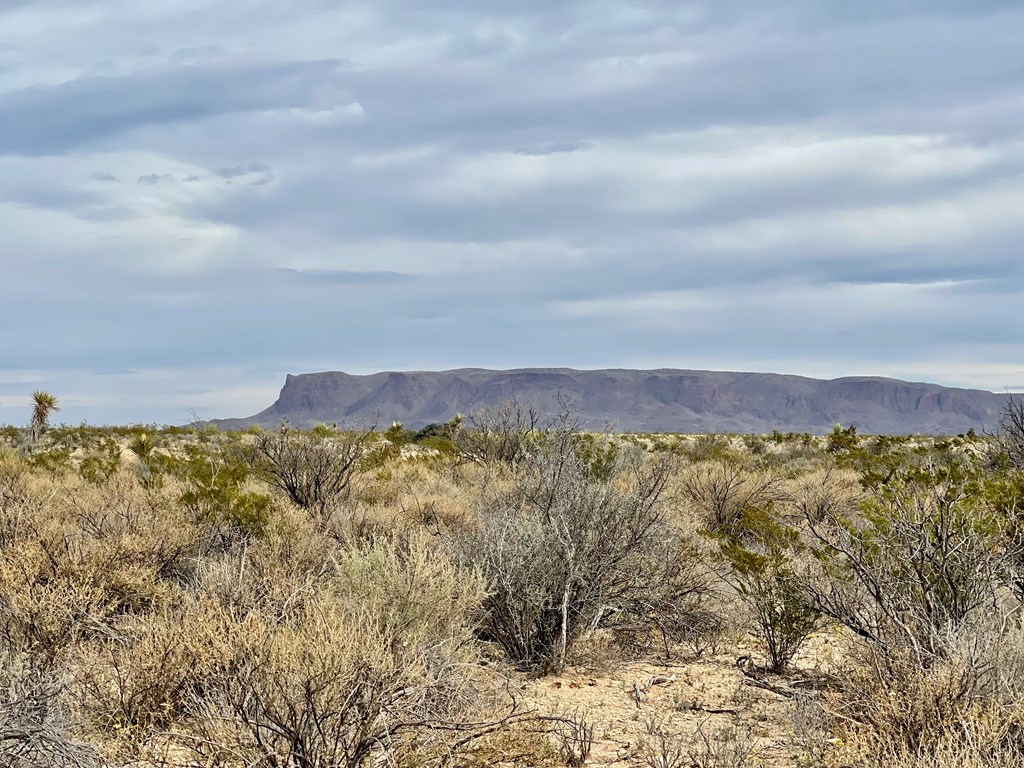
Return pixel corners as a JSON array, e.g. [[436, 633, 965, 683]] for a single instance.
[[212, 368, 1010, 435]]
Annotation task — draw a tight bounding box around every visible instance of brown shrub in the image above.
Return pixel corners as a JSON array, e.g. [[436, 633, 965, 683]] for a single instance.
[[0, 467, 197, 658]]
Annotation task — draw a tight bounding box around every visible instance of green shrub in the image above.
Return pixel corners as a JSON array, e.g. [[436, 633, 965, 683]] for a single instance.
[[168, 444, 273, 540], [802, 460, 1014, 662], [79, 437, 122, 485], [715, 509, 819, 672]]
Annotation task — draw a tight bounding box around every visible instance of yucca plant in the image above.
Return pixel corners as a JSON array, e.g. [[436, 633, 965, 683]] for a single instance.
[[128, 431, 163, 488], [128, 431, 155, 461], [28, 390, 59, 445]]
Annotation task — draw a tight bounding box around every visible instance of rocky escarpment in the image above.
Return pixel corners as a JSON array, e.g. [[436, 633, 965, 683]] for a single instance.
[[212, 368, 1010, 435]]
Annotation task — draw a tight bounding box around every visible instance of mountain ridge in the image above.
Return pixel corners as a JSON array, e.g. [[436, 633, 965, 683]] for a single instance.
[[211, 367, 1011, 434]]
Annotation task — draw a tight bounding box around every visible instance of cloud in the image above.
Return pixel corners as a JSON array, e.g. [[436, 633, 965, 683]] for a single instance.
[[1, 0, 1023, 424], [217, 162, 269, 179], [137, 172, 174, 184], [0, 58, 350, 156], [516, 141, 590, 156], [275, 268, 414, 285]]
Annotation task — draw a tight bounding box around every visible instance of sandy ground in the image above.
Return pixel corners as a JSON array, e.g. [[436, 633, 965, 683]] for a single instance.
[[517, 631, 845, 767]]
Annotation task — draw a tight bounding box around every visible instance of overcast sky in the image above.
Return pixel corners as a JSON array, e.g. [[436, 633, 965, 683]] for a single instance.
[[2, 0, 1023, 425]]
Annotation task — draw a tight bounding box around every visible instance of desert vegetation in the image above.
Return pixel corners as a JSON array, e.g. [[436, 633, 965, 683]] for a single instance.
[[2, 396, 1024, 767]]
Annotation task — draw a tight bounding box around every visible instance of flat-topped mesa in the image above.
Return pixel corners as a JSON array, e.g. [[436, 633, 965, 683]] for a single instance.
[[213, 368, 1009, 435]]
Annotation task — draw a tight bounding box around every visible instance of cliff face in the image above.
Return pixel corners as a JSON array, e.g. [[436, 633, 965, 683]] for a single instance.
[[214, 368, 1009, 434]]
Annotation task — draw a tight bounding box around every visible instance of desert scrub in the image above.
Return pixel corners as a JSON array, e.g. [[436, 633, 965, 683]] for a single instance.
[[678, 460, 787, 535], [801, 459, 1016, 661], [714, 507, 820, 672], [69, 522, 509, 767], [827, 631, 1024, 766], [0, 468, 197, 658], [249, 423, 374, 516], [165, 441, 274, 544], [453, 398, 543, 467], [455, 432, 674, 673], [73, 596, 234, 749], [797, 457, 1024, 764], [1, 652, 103, 768], [77, 436, 122, 485], [188, 534, 499, 768]]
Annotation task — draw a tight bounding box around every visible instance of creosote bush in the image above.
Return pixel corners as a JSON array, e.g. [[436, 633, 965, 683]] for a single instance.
[[716, 510, 820, 673], [168, 441, 274, 544], [801, 460, 1014, 661], [796, 458, 1024, 765]]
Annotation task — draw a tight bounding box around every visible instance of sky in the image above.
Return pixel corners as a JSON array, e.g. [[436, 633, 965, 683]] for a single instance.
[[2, 0, 1024, 425]]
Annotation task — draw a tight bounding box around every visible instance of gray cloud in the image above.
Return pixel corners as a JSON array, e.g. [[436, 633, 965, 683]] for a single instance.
[[276, 268, 414, 286], [217, 162, 268, 178], [137, 172, 174, 184], [1, 0, 1023, 424], [516, 141, 590, 156], [0, 58, 350, 156]]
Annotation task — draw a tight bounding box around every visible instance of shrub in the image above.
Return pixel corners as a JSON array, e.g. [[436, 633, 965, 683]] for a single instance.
[[26, 445, 73, 475], [250, 424, 373, 515], [78, 436, 122, 485], [998, 395, 1024, 471], [127, 431, 163, 488], [688, 720, 758, 768], [679, 461, 786, 534], [801, 460, 1013, 662], [169, 442, 274, 543], [456, 435, 673, 673], [74, 598, 231, 741], [639, 719, 757, 768], [194, 535, 496, 768], [1, 653, 101, 768], [454, 398, 544, 466], [573, 432, 625, 481], [829, 626, 1024, 765], [411, 419, 461, 455], [716, 509, 820, 672], [796, 457, 1024, 764], [0, 471, 196, 659], [679, 434, 738, 463], [826, 424, 860, 455]]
